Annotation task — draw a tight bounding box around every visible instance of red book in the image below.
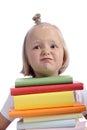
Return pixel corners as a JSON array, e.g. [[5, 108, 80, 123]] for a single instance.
[[11, 82, 83, 96]]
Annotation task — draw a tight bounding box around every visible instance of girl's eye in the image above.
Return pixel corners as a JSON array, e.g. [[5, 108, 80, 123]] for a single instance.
[[51, 44, 58, 48], [33, 45, 41, 49]]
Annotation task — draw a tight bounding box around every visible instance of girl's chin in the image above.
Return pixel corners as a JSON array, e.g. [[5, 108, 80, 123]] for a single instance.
[[36, 70, 58, 77]]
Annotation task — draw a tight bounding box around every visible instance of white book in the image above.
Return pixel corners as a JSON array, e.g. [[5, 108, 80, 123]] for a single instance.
[[26, 121, 86, 130], [23, 113, 82, 123], [17, 119, 76, 130]]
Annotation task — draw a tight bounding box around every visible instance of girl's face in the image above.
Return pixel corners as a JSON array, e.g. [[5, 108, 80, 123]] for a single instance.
[[26, 26, 64, 77]]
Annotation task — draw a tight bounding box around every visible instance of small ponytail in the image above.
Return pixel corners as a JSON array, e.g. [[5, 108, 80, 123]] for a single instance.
[[32, 13, 41, 25]]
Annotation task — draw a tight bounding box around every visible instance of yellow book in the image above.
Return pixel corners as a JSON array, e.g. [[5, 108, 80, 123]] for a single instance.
[[23, 113, 82, 123], [14, 91, 74, 110]]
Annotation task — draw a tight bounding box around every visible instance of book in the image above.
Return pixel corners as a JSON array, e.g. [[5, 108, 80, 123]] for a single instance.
[[11, 82, 83, 96], [15, 75, 73, 87], [17, 119, 77, 129], [13, 91, 74, 110], [23, 113, 82, 123], [9, 102, 86, 118], [25, 121, 86, 130]]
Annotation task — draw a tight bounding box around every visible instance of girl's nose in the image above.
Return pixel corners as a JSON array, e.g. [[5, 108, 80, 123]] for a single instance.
[[41, 49, 50, 56]]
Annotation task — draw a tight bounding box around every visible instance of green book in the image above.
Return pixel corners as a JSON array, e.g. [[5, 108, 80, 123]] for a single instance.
[[15, 75, 73, 87]]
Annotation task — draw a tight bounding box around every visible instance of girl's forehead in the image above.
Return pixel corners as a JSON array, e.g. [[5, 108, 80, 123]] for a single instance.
[[31, 24, 58, 32], [26, 25, 64, 48], [28, 25, 61, 39]]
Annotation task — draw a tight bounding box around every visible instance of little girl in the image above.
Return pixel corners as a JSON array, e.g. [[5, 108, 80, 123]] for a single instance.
[[0, 13, 87, 130]]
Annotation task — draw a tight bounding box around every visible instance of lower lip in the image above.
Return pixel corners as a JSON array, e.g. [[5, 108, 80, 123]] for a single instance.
[[41, 58, 52, 61]]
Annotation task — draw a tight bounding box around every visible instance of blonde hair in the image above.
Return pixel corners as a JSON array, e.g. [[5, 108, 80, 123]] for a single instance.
[[21, 13, 69, 77]]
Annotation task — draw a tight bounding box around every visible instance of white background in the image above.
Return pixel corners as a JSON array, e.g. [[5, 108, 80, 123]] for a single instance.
[[0, 0, 87, 129]]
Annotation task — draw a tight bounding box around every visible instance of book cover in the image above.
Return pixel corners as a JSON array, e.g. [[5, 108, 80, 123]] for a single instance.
[[14, 91, 74, 110], [9, 102, 86, 118], [11, 82, 83, 96], [25, 121, 86, 130], [17, 119, 77, 129], [15, 75, 73, 87], [23, 113, 82, 123]]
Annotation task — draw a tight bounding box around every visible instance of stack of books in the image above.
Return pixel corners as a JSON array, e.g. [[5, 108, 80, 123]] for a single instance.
[[9, 75, 86, 130]]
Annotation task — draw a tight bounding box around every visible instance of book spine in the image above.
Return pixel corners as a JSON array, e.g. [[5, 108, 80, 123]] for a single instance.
[[17, 119, 76, 129], [9, 102, 86, 118], [14, 91, 74, 110], [15, 75, 73, 86], [23, 113, 82, 123], [25, 121, 86, 130], [11, 83, 83, 96]]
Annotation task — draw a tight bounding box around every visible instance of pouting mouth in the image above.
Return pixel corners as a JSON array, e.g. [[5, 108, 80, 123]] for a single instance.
[[40, 57, 53, 61]]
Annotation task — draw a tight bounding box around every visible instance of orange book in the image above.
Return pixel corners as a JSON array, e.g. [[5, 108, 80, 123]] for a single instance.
[[9, 102, 86, 118]]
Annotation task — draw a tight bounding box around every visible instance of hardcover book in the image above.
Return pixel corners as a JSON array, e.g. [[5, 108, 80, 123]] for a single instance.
[[17, 119, 77, 129], [15, 75, 73, 87], [25, 121, 86, 130], [13, 91, 74, 110], [11, 82, 83, 96], [9, 102, 86, 118], [23, 113, 82, 123]]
